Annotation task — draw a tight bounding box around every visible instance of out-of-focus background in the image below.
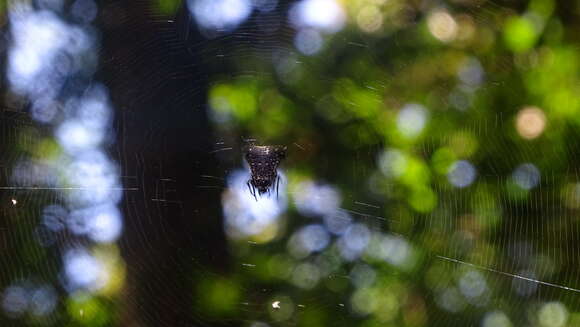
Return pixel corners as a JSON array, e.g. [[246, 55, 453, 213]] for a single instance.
[[2, 0, 580, 326]]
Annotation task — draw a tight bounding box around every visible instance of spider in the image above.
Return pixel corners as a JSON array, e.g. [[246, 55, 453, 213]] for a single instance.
[[244, 144, 287, 200]]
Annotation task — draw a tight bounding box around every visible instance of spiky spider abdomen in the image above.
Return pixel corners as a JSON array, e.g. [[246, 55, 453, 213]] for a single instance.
[[244, 145, 287, 199]]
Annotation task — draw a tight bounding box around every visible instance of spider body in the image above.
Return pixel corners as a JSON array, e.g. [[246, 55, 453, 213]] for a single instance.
[[244, 145, 286, 199]]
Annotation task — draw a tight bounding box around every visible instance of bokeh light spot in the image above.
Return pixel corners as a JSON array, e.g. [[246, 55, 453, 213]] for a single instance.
[[356, 5, 383, 33], [437, 287, 466, 313], [458, 270, 488, 299], [447, 160, 477, 188], [516, 106, 547, 139], [223, 169, 286, 240], [2, 285, 29, 317], [427, 10, 458, 43], [294, 181, 340, 217], [512, 163, 541, 190], [482, 310, 513, 327], [538, 301, 568, 327], [323, 210, 352, 235], [188, 0, 252, 34], [503, 16, 538, 53], [291, 263, 320, 289], [288, 224, 330, 258], [294, 28, 323, 55], [338, 223, 370, 261], [289, 0, 346, 33], [63, 248, 106, 291], [397, 103, 429, 138], [378, 148, 407, 178]]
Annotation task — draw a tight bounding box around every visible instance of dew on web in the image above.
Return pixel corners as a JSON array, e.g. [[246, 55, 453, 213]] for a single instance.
[[2, 0, 580, 326]]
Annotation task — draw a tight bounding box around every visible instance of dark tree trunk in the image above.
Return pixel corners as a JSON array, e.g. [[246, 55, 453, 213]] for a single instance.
[[98, 1, 232, 326]]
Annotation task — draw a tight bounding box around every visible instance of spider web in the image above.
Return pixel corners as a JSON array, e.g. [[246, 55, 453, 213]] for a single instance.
[[1, 0, 580, 326]]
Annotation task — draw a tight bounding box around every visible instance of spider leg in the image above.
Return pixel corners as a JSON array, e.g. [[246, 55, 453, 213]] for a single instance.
[[247, 180, 257, 201], [276, 175, 280, 200]]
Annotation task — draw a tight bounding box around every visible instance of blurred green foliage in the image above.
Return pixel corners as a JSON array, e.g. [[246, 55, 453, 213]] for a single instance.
[[155, 0, 182, 15], [199, 0, 580, 326]]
